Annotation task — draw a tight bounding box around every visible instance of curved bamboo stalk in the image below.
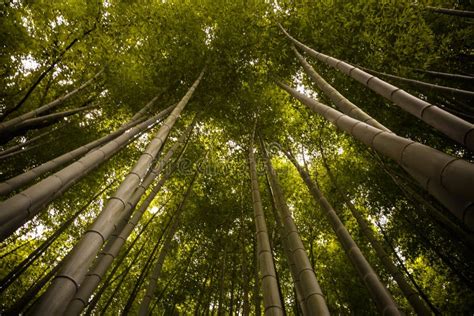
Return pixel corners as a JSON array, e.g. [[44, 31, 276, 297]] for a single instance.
[[149, 247, 197, 313], [318, 149, 433, 315], [284, 149, 401, 315], [0, 99, 170, 196], [277, 81, 474, 229], [248, 134, 284, 315], [0, 69, 103, 135], [260, 138, 330, 315], [30, 69, 204, 315], [138, 172, 198, 315], [359, 66, 474, 98], [279, 25, 474, 151], [64, 122, 194, 315], [0, 106, 169, 241]]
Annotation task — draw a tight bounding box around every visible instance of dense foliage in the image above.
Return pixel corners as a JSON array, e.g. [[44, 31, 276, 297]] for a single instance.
[[1, 0, 473, 314]]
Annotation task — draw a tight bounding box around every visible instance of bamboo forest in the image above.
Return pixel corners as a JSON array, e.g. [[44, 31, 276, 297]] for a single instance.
[[1, 0, 474, 314]]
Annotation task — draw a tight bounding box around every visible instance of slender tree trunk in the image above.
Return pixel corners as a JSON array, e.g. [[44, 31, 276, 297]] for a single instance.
[[86, 237, 148, 315], [284, 149, 401, 315], [65, 123, 194, 315], [217, 250, 227, 316], [0, 27, 95, 121], [0, 105, 169, 241], [88, 201, 169, 315], [253, 237, 261, 316], [319, 149, 440, 314], [375, 155, 474, 248], [0, 100, 171, 196], [150, 246, 197, 313], [0, 102, 98, 144], [0, 69, 102, 133], [377, 223, 441, 315], [121, 214, 174, 315], [0, 140, 49, 160], [240, 223, 250, 316], [6, 262, 61, 315], [248, 135, 284, 315], [30, 69, 204, 316], [359, 66, 474, 98], [279, 25, 474, 150], [138, 171, 198, 315], [0, 181, 113, 294], [413, 68, 474, 82], [0, 240, 30, 260], [264, 163, 306, 314], [0, 129, 53, 158], [229, 270, 235, 316], [426, 6, 474, 18], [195, 262, 214, 315], [292, 46, 390, 132], [276, 81, 474, 229], [260, 137, 330, 315]]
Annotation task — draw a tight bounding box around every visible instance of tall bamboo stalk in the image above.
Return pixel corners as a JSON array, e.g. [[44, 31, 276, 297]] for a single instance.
[[64, 122, 194, 315], [138, 171, 198, 315], [260, 137, 330, 315], [279, 25, 474, 151], [0, 103, 98, 142], [248, 134, 284, 315], [359, 66, 474, 98], [319, 150, 436, 314], [413, 68, 474, 82], [291, 46, 390, 132], [0, 99, 170, 196], [277, 81, 474, 229], [0, 106, 169, 241], [291, 49, 472, 235], [84, 201, 166, 315], [0, 129, 54, 158], [0, 181, 114, 293], [30, 70, 204, 315], [121, 212, 175, 315], [284, 149, 401, 315], [264, 170, 306, 314], [426, 6, 474, 18]]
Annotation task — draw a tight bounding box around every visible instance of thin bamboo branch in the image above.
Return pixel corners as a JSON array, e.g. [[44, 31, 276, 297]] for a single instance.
[[0, 69, 103, 135]]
